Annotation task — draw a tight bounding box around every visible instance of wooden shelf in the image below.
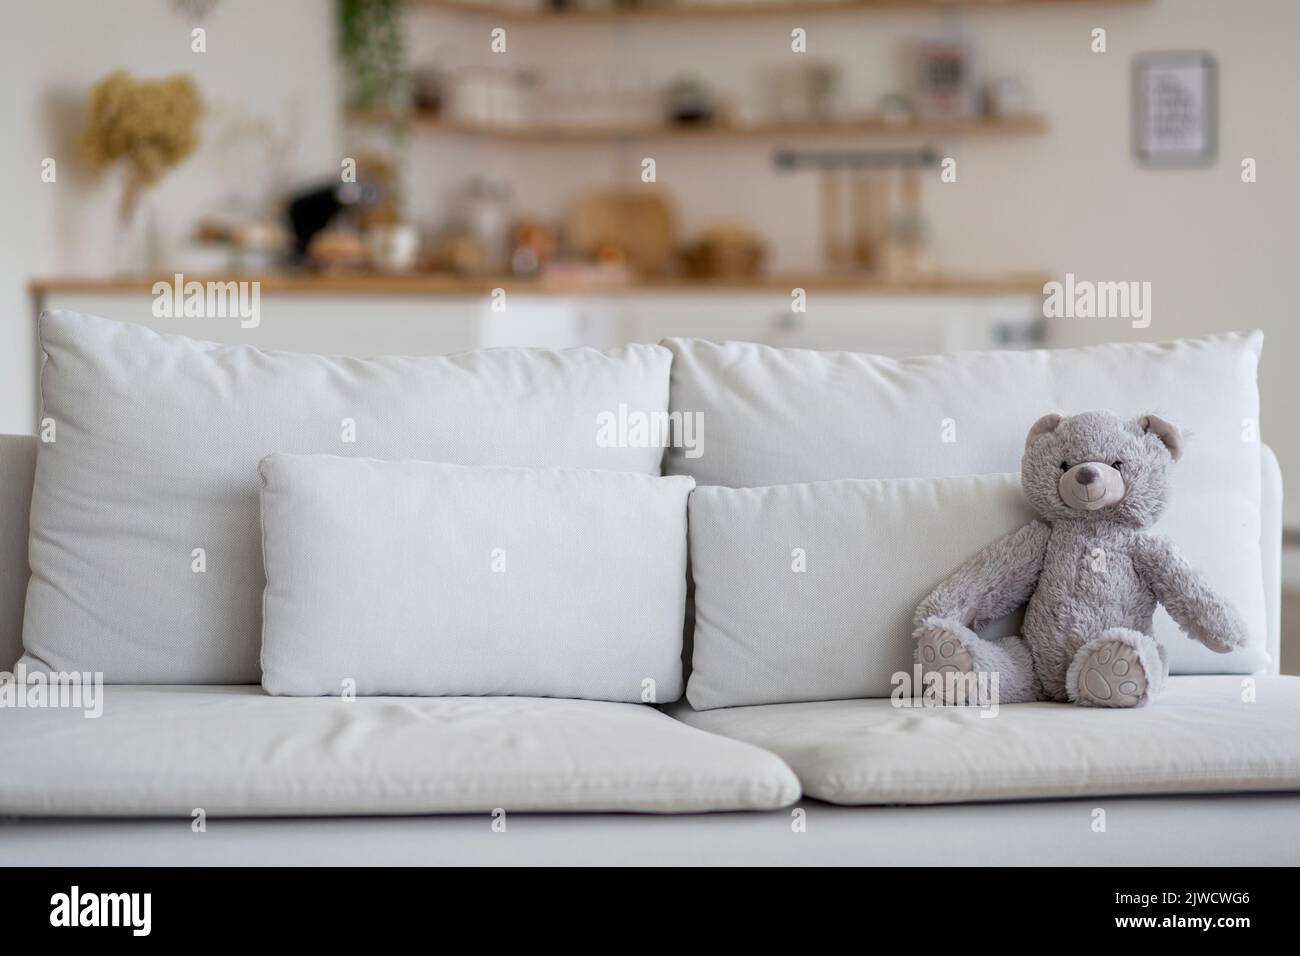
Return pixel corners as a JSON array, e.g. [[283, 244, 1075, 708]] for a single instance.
[[31, 272, 1048, 299], [354, 111, 1047, 143], [419, 0, 1148, 22]]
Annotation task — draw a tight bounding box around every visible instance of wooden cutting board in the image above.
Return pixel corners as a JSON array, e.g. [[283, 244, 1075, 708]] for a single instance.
[[568, 188, 678, 277]]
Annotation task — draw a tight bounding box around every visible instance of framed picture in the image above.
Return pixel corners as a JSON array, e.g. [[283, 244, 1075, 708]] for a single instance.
[[1133, 51, 1217, 167], [913, 39, 976, 120]]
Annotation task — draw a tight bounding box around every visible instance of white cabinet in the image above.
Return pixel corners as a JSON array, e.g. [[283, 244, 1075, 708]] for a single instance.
[[40, 289, 1043, 359], [594, 293, 1042, 355]]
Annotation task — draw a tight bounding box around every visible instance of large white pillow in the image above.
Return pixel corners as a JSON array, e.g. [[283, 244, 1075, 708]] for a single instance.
[[259, 454, 694, 701], [688, 474, 1034, 709], [22, 310, 672, 683], [665, 334, 1267, 675]]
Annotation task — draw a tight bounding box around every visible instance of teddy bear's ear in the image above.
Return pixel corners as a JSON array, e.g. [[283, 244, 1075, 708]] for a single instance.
[[1141, 414, 1184, 462], [1024, 413, 1063, 450]]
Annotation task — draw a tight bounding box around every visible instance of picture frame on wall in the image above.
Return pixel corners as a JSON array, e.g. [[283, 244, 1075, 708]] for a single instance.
[[1132, 51, 1218, 167], [913, 38, 977, 119]]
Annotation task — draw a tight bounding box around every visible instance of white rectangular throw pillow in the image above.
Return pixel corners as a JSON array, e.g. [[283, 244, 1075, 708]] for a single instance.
[[259, 454, 694, 701], [666, 334, 1268, 675], [687, 474, 1035, 710], [22, 310, 672, 683]]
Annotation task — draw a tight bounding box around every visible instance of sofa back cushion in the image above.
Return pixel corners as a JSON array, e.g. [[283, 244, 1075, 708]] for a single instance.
[[688, 474, 1034, 710], [665, 334, 1268, 675], [22, 310, 672, 683], [259, 454, 694, 701]]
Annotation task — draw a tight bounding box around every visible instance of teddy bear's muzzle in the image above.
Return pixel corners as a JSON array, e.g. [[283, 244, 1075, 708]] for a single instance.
[[1058, 461, 1126, 511]]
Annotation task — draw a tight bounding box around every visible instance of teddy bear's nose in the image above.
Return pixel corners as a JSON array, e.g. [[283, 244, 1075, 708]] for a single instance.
[[1076, 466, 1099, 486]]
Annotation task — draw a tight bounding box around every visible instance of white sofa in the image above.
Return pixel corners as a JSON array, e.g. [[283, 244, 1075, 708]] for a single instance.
[[1, 317, 1296, 867]]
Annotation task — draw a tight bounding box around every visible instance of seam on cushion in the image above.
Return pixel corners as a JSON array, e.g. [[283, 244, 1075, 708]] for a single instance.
[[256, 460, 271, 682]]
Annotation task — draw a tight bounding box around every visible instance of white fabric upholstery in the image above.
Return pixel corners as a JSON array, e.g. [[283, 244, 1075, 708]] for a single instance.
[[665, 334, 1268, 674], [0, 685, 799, 816], [259, 455, 693, 701], [23, 311, 672, 683], [1262, 445, 1282, 672], [5, 795, 1298, 866], [687, 474, 1034, 709], [0, 437, 1284, 686], [0, 434, 36, 671], [668, 675, 1300, 805]]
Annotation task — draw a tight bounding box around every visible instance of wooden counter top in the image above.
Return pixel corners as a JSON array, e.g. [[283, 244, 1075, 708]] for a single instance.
[[31, 272, 1048, 299], [421, 0, 1151, 22]]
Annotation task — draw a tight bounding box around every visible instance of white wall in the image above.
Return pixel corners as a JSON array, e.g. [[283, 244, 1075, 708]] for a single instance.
[[2, 0, 1298, 521], [403, 0, 1300, 521], [0, 0, 340, 430]]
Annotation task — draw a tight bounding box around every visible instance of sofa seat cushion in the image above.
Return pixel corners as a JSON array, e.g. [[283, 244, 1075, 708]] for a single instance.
[[666, 676, 1300, 805], [0, 686, 799, 816]]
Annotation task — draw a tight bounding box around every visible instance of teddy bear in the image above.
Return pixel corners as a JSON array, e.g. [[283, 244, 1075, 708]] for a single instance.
[[912, 410, 1247, 708]]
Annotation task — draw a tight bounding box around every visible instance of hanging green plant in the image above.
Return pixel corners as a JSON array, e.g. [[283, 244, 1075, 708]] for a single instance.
[[338, 0, 409, 114]]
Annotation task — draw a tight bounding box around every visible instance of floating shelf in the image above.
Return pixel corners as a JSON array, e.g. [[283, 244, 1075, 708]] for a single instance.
[[419, 0, 1148, 22], [353, 111, 1048, 143]]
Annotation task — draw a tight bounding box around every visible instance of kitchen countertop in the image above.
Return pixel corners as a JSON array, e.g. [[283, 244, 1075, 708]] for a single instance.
[[31, 272, 1049, 299]]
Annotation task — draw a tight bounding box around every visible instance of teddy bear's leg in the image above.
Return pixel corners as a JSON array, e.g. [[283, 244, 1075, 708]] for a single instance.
[[915, 618, 1042, 704], [1066, 628, 1167, 708]]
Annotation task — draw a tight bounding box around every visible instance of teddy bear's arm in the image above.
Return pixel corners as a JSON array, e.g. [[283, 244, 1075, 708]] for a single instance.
[[912, 519, 1052, 633], [1131, 533, 1248, 654]]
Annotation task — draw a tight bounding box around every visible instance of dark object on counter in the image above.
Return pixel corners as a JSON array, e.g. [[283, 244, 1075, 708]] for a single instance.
[[286, 179, 383, 262]]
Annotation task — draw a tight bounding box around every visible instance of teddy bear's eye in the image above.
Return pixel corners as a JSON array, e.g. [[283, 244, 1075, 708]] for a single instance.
[[1060, 461, 1070, 472], [1112, 460, 1123, 470]]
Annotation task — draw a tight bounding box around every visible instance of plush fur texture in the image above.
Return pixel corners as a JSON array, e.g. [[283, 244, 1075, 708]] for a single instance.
[[912, 410, 1248, 708]]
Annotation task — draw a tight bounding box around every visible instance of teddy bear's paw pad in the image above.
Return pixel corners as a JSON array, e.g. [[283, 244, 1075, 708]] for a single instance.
[[1076, 640, 1147, 708], [917, 630, 975, 704]]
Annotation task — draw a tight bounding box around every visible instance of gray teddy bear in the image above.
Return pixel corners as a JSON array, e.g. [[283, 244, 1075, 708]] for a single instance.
[[913, 410, 1247, 708]]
